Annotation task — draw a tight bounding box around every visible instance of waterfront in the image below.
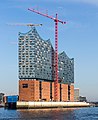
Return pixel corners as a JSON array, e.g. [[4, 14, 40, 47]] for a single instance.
[[0, 107, 98, 120]]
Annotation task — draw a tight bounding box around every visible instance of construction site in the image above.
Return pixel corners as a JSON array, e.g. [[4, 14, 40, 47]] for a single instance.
[[18, 8, 74, 102]]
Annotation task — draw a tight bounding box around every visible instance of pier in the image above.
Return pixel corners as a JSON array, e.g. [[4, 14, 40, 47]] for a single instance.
[[17, 101, 90, 109]]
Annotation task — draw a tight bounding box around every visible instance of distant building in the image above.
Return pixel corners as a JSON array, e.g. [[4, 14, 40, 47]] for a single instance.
[[18, 28, 74, 102], [79, 96, 87, 102], [74, 88, 79, 101], [0, 93, 4, 103]]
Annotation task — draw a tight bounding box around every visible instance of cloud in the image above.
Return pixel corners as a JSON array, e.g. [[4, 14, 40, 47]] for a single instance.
[[8, 0, 98, 5], [10, 42, 18, 45], [8, 0, 98, 7], [67, 0, 98, 6], [43, 0, 98, 6]]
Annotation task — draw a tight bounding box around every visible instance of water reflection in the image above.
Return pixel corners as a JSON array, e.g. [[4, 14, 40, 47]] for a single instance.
[[0, 107, 98, 120], [17, 108, 77, 120]]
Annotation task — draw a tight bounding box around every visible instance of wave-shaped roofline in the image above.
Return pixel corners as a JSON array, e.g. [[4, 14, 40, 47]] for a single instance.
[[59, 51, 74, 60], [18, 27, 52, 46]]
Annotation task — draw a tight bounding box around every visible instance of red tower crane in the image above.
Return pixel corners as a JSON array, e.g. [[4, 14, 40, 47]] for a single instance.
[[28, 8, 66, 101]]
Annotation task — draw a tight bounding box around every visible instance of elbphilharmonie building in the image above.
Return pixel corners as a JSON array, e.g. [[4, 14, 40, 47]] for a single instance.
[[18, 28, 74, 102]]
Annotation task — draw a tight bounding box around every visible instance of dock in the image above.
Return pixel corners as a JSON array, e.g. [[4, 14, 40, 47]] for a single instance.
[[17, 101, 90, 109]]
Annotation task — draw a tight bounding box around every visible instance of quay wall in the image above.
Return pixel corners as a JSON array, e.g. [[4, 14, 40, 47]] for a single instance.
[[17, 101, 90, 109]]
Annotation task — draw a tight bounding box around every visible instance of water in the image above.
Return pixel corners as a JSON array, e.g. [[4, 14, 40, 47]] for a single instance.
[[0, 107, 98, 120]]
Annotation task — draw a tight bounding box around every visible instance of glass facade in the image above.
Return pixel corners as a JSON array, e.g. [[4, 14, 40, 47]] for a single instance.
[[18, 27, 53, 81], [18, 27, 74, 83], [58, 52, 74, 84]]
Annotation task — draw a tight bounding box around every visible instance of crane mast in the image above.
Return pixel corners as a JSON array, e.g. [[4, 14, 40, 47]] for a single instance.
[[28, 8, 66, 101], [54, 14, 58, 101]]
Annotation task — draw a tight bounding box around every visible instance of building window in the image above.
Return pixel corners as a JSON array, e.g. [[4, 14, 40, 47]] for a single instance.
[[22, 84, 28, 88]]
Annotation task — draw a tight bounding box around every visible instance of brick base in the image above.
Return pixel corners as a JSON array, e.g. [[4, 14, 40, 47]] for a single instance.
[[19, 80, 74, 102]]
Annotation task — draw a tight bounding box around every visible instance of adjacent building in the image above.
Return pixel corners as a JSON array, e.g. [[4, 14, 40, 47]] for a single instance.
[[18, 28, 74, 102], [0, 93, 4, 103], [74, 88, 79, 102], [79, 96, 87, 102]]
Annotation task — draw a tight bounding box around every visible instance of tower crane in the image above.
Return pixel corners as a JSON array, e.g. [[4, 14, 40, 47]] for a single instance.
[[7, 23, 42, 28], [7, 23, 42, 46], [28, 8, 66, 101]]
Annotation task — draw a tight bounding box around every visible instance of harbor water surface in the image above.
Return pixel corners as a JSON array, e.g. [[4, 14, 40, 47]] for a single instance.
[[0, 107, 98, 120]]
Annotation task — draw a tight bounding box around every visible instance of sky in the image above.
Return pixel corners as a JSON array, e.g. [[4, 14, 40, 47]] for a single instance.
[[0, 0, 98, 102]]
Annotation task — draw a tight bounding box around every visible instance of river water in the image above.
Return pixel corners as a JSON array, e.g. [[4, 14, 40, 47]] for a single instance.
[[0, 107, 98, 120]]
